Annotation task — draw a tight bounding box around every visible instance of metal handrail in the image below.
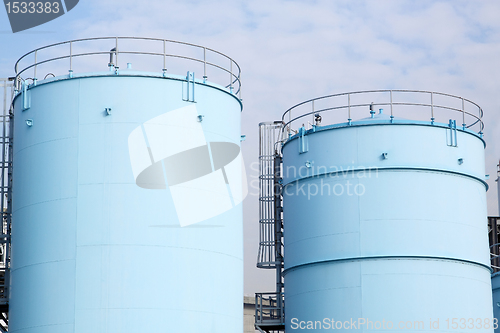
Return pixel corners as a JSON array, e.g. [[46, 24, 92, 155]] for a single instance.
[[255, 292, 285, 325], [281, 90, 484, 137], [489, 243, 500, 249], [14, 36, 241, 97]]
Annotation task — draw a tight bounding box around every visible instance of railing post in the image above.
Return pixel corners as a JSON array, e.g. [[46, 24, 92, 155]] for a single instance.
[[33, 50, 37, 83], [115, 37, 119, 69], [312, 100, 314, 126], [390, 90, 394, 123], [69, 41, 73, 78], [229, 60, 233, 93], [479, 107, 484, 137], [461, 97, 466, 129], [260, 294, 263, 322], [255, 294, 258, 323], [430, 92, 434, 124], [288, 110, 292, 137], [238, 72, 241, 100], [203, 47, 207, 83], [69, 41, 72, 71], [163, 40, 167, 76], [348, 93, 351, 125]]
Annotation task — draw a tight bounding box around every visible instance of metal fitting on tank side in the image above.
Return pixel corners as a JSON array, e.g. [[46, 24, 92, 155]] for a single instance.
[[105, 108, 112, 116], [458, 158, 464, 165], [68, 70, 73, 78], [25, 119, 33, 127], [381, 152, 388, 160]]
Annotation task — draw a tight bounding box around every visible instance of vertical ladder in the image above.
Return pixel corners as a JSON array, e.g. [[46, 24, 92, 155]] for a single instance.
[[255, 121, 285, 332], [0, 78, 14, 332], [489, 216, 500, 272]]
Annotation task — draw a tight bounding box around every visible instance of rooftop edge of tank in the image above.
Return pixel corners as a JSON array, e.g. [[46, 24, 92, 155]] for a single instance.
[[283, 118, 486, 149], [12, 70, 243, 111]]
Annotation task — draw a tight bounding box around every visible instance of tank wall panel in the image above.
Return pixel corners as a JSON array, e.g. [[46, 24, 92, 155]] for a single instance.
[[282, 125, 485, 185], [283, 171, 489, 269], [10, 75, 244, 333], [286, 260, 493, 331]]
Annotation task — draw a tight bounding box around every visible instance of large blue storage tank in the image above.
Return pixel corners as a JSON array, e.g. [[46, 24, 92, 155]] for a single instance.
[[281, 91, 493, 332], [9, 38, 246, 333]]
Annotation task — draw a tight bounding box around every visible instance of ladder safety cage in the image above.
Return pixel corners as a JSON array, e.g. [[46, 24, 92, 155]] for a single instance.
[[0, 77, 15, 332], [256, 121, 285, 332], [257, 121, 284, 269], [489, 216, 500, 273]]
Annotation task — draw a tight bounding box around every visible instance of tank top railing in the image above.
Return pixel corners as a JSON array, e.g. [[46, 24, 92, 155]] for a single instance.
[[281, 90, 484, 139], [14, 37, 241, 98]]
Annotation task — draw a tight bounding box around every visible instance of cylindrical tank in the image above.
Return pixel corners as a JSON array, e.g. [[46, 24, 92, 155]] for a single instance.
[[492, 273, 500, 332], [281, 92, 493, 332], [492, 172, 500, 331], [9, 38, 245, 333]]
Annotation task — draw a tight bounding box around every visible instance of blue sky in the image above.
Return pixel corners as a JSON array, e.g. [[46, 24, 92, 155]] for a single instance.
[[1, 0, 500, 295]]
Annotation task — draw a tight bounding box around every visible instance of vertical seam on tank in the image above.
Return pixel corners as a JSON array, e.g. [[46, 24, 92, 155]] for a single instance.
[[73, 79, 80, 333], [356, 127, 364, 321]]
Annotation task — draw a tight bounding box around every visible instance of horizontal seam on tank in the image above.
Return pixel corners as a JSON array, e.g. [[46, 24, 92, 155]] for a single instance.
[[283, 167, 488, 189], [12, 196, 77, 213], [11, 258, 74, 272], [360, 272, 492, 285], [284, 231, 358, 246], [360, 218, 486, 229], [285, 285, 360, 299], [76, 244, 243, 260], [75, 307, 240, 317], [13, 136, 76, 155], [78, 182, 135, 185], [10, 322, 74, 332], [283, 122, 486, 148], [283, 256, 492, 275], [284, 221, 487, 246], [285, 274, 491, 299]]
